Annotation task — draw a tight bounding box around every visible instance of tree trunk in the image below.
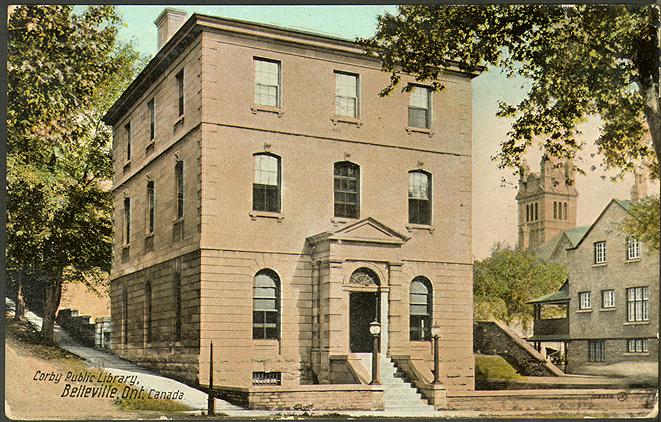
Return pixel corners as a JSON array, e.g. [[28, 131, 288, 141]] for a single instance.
[[40, 269, 63, 345], [14, 271, 26, 321]]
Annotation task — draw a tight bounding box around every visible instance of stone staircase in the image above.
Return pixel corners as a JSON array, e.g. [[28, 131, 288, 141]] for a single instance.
[[356, 353, 436, 414]]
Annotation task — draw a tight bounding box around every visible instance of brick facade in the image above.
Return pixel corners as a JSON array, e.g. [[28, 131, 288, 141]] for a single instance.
[[105, 11, 478, 406]]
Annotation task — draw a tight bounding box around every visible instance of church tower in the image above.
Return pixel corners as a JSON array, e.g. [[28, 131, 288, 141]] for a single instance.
[[516, 156, 578, 250]]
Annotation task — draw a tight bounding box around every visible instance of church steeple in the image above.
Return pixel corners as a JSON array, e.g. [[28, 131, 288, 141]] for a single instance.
[[516, 156, 578, 250]]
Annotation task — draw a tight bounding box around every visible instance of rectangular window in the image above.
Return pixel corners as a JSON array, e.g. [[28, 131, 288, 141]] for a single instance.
[[553, 202, 557, 219], [335, 72, 358, 117], [563, 202, 568, 220], [408, 85, 431, 129], [579, 291, 591, 310], [627, 237, 641, 260], [176, 70, 184, 117], [252, 372, 281, 385], [594, 241, 606, 264], [147, 181, 155, 234], [125, 122, 132, 161], [174, 273, 182, 341], [122, 287, 128, 345], [148, 99, 155, 140], [588, 340, 605, 362], [253, 154, 281, 212], [627, 286, 649, 322], [254, 58, 280, 107], [175, 161, 184, 220], [145, 282, 152, 344], [627, 339, 649, 353], [601, 289, 615, 308], [408, 171, 431, 225], [123, 197, 131, 245], [334, 162, 360, 219]]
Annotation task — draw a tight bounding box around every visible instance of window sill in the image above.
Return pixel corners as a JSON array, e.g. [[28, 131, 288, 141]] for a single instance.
[[623, 352, 650, 357], [623, 321, 650, 326], [123, 161, 131, 173], [331, 115, 362, 127], [405, 126, 434, 137], [250, 210, 284, 222], [592, 263, 607, 268], [331, 216, 357, 226], [174, 115, 184, 127], [251, 105, 284, 117], [599, 307, 616, 312], [625, 258, 641, 263], [145, 140, 155, 155], [576, 309, 592, 313], [406, 223, 435, 233], [253, 338, 280, 344]]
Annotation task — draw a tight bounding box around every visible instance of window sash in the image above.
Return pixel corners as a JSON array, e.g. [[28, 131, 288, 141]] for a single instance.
[[579, 292, 591, 310], [176, 71, 184, 116], [334, 163, 359, 218], [176, 162, 184, 219], [147, 183, 155, 234], [594, 242, 606, 264], [335, 72, 358, 117], [125, 123, 132, 161], [588, 340, 605, 361], [627, 238, 641, 260], [601, 290, 615, 308], [627, 287, 650, 321], [254, 59, 280, 107], [123, 198, 131, 245], [148, 99, 155, 140]]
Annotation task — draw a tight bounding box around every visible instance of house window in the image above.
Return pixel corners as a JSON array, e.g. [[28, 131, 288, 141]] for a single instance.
[[122, 286, 128, 345], [147, 181, 155, 235], [175, 161, 184, 220], [563, 202, 568, 220], [123, 197, 131, 245], [335, 72, 358, 117], [252, 372, 281, 385], [408, 85, 431, 129], [526, 204, 530, 222], [553, 202, 557, 219], [125, 122, 132, 161], [148, 99, 155, 140], [254, 58, 280, 107], [408, 171, 432, 225], [579, 291, 591, 310], [601, 289, 615, 308], [594, 241, 606, 264], [253, 269, 280, 340], [145, 281, 152, 343], [410, 276, 433, 341], [334, 161, 360, 219], [253, 154, 281, 212], [588, 340, 605, 362], [627, 339, 649, 353], [627, 237, 641, 260], [174, 273, 182, 341], [176, 70, 184, 117], [627, 286, 649, 322]]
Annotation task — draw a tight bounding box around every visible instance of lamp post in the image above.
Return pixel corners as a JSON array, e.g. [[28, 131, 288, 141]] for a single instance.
[[431, 323, 441, 384], [369, 320, 381, 385]]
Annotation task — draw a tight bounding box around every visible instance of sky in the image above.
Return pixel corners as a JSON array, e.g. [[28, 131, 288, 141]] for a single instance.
[[115, 5, 656, 259]]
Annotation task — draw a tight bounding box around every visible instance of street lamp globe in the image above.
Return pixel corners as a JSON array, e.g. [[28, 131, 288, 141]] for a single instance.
[[369, 320, 381, 336], [431, 323, 441, 338]]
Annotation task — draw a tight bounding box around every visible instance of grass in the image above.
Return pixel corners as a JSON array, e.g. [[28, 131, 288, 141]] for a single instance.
[[6, 315, 191, 413], [475, 354, 525, 381]]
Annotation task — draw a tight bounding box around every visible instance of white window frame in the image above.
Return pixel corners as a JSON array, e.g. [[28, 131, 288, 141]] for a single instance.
[[627, 338, 649, 353], [579, 291, 591, 310], [627, 286, 649, 322], [334, 71, 359, 118], [408, 84, 432, 129], [627, 237, 641, 260], [254, 58, 281, 107], [601, 289, 615, 308], [594, 241, 607, 264]]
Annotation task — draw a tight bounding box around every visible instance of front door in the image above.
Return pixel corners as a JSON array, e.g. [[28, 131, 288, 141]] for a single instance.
[[349, 292, 380, 353]]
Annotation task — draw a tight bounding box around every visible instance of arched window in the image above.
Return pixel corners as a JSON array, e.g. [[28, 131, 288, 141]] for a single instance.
[[534, 202, 539, 221], [408, 171, 432, 225], [334, 161, 360, 218], [123, 197, 131, 245], [410, 277, 432, 341], [122, 285, 129, 345], [349, 267, 380, 286], [145, 281, 152, 343], [175, 161, 184, 220], [563, 202, 568, 220], [253, 269, 280, 340], [253, 154, 281, 212], [526, 204, 530, 222]]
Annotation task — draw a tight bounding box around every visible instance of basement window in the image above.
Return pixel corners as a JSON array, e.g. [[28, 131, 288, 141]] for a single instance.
[[252, 371, 281, 385]]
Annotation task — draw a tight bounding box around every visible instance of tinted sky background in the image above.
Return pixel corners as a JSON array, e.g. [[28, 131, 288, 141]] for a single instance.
[[115, 5, 656, 259]]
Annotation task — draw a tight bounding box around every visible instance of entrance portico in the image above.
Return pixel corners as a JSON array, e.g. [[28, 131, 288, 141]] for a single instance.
[[306, 217, 410, 383]]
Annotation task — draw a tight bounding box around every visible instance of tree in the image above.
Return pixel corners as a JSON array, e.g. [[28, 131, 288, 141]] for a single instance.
[[361, 5, 660, 179], [622, 195, 660, 251], [473, 244, 567, 330], [7, 5, 141, 343]]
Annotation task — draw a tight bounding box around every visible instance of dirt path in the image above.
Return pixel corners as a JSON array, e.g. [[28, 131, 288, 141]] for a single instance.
[[4, 322, 152, 420]]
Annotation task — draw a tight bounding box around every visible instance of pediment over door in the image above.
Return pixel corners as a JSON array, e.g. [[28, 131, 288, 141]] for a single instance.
[[307, 217, 410, 247]]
